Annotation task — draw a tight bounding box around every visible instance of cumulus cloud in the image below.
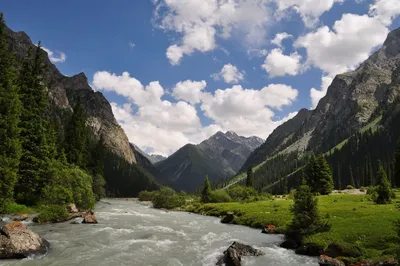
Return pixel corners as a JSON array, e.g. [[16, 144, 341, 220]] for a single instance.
[[271, 32, 293, 47], [369, 0, 400, 26], [154, 0, 271, 64], [262, 48, 302, 77], [129, 42, 135, 48], [211, 64, 245, 84], [172, 80, 207, 104], [93, 71, 298, 155], [42, 47, 67, 63], [274, 0, 344, 27]]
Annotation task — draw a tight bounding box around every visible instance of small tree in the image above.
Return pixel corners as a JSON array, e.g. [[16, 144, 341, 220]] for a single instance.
[[374, 161, 392, 204], [289, 178, 321, 235], [317, 154, 334, 195], [201, 175, 212, 203], [246, 165, 254, 187]]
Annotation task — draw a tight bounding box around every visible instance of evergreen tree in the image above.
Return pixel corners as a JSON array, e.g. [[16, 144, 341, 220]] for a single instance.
[[201, 175, 212, 203], [395, 140, 400, 188], [337, 163, 342, 190], [289, 178, 321, 234], [0, 13, 22, 209], [348, 165, 356, 188], [246, 165, 254, 187], [90, 135, 106, 201], [64, 99, 89, 168], [374, 161, 392, 204], [305, 154, 333, 195], [16, 42, 50, 204], [317, 154, 334, 195]]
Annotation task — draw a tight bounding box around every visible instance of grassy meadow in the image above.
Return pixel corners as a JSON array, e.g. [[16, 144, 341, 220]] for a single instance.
[[185, 191, 400, 262]]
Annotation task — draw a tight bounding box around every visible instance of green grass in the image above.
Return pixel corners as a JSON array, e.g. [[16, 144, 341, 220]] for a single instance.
[[187, 192, 400, 261]]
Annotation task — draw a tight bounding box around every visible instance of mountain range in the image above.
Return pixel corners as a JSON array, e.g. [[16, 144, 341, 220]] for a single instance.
[[233, 26, 400, 192], [154, 131, 263, 191]]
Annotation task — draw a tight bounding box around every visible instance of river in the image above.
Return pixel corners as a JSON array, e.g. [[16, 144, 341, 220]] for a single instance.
[[0, 199, 318, 266]]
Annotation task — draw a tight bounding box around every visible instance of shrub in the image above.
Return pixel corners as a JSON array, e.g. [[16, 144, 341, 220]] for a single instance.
[[42, 160, 95, 210], [360, 186, 367, 192], [36, 205, 70, 223], [227, 185, 258, 201], [346, 185, 355, 190], [152, 187, 185, 209], [0, 200, 30, 214], [209, 190, 232, 203], [138, 190, 156, 201]]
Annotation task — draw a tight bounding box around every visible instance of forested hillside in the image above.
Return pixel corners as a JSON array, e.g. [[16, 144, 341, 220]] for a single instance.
[[0, 14, 158, 212]]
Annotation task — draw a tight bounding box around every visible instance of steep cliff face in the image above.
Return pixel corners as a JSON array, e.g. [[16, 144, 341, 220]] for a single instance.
[[6, 27, 136, 164], [241, 27, 400, 172]]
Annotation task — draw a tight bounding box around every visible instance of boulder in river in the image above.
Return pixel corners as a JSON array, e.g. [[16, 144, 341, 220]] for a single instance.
[[12, 214, 29, 222], [280, 239, 298, 249], [319, 255, 345, 266], [66, 204, 79, 213], [221, 212, 235, 224], [261, 224, 276, 234], [82, 210, 98, 224], [216, 241, 264, 266], [0, 221, 50, 259]]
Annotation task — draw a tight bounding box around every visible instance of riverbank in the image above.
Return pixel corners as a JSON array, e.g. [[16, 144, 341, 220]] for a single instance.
[[183, 192, 400, 264]]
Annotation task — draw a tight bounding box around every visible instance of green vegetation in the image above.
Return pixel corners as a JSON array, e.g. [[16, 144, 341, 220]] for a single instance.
[[305, 154, 334, 195], [36, 205, 70, 223], [201, 176, 212, 203], [246, 165, 254, 187], [138, 190, 157, 201], [0, 13, 22, 210], [152, 187, 185, 209], [374, 162, 392, 204], [187, 192, 400, 261], [209, 189, 232, 203], [395, 140, 400, 188]]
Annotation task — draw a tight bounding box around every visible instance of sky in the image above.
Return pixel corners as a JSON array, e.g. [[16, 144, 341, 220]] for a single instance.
[[2, 0, 400, 156]]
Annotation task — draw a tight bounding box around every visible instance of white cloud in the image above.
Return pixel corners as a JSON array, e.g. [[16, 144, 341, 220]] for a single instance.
[[212, 64, 245, 84], [369, 0, 400, 26], [154, 0, 271, 64], [94, 71, 298, 155], [172, 80, 207, 104], [273, 0, 344, 27], [271, 32, 293, 47], [201, 84, 298, 137], [262, 48, 302, 77], [295, 13, 391, 108], [129, 42, 135, 48], [42, 47, 67, 63]]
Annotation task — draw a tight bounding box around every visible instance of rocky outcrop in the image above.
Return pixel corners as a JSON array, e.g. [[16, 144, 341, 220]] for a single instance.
[[241, 27, 400, 173], [216, 242, 264, 266], [82, 211, 98, 224], [5, 26, 136, 165], [319, 255, 345, 266], [0, 221, 50, 259], [66, 204, 78, 214], [221, 212, 235, 224]]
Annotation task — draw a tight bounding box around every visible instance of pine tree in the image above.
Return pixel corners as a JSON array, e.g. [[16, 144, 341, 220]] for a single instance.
[[337, 163, 342, 190], [375, 161, 392, 204], [0, 13, 22, 209], [305, 154, 333, 195], [90, 135, 106, 201], [201, 175, 212, 203], [348, 165, 356, 188], [246, 165, 254, 187], [289, 178, 321, 234], [16, 42, 50, 204], [64, 99, 89, 168], [317, 154, 334, 195], [395, 140, 400, 188]]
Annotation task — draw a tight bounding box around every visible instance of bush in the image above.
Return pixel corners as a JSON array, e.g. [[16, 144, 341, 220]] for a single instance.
[[138, 190, 157, 201], [36, 205, 70, 223], [346, 185, 355, 190], [227, 185, 258, 201], [0, 200, 30, 214], [42, 160, 95, 210], [152, 187, 185, 209], [360, 186, 367, 192], [209, 190, 232, 203]]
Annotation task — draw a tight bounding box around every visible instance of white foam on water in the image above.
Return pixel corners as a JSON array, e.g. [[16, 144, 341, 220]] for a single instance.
[[135, 224, 174, 233], [97, 226, 135, 235]]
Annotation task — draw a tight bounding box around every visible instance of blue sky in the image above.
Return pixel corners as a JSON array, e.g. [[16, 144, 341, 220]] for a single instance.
[[2, 0, 400, 156]]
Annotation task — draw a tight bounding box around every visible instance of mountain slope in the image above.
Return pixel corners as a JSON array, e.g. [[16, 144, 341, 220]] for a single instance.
[[130, 143, 162, 178], [241, 26, 400, 174], [6, 25, 158, 196], [156, 131, 263, 191]]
